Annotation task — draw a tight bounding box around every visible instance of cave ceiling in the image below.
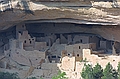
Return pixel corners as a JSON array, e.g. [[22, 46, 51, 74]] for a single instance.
[[0, 0, 120, 42]]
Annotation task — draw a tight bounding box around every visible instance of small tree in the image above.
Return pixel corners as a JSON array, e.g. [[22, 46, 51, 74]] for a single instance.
[[81, 63, 94, 79], [93, 63, 103, 79], [102, 62, 114, 79], [52, 70, 68, 79]]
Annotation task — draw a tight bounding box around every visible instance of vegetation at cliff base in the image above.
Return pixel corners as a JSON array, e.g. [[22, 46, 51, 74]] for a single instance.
[[81, 62, 120, 79], [0, 70, 67, 79], [0, 72, 20, 79], [52, 70, 68, 79]]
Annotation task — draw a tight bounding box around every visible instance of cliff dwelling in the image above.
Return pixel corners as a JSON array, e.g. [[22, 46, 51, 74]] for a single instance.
[[0, 0, 120, 79], [0, 22, 120, 64]]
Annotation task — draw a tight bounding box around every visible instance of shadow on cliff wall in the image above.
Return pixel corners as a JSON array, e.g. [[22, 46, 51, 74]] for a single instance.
[[20, 1, 34, 15], [0, 0, 34, 15]]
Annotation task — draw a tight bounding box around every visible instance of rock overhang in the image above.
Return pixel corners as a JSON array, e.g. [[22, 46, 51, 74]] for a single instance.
[[0, 0, 120, 42]]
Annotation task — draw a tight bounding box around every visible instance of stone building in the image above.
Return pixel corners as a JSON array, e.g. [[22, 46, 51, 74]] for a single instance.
[[62, 43, 96, 61]]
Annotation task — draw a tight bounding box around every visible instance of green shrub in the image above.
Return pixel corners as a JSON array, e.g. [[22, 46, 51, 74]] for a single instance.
[[81, 62, 120, 79], [93, 63, 103, 79], [101, 62, 115, 79], [0, 72, 20, 79], [81, 63, 94, 79], [52, 70, 68, 79]]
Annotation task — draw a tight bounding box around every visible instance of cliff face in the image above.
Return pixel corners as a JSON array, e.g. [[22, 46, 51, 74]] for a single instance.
[[0, 1, 120, 42], [0, 1, 120, 79]]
